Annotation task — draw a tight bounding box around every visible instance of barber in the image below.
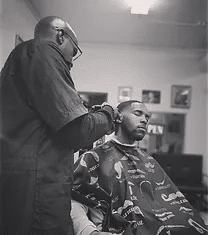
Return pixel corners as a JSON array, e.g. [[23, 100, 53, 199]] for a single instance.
[[0, 16, 119, 235]]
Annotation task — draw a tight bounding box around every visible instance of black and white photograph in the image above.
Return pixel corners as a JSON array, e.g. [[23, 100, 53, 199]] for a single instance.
[[142, 90, 161, 104], [171, 85, 191, 108], [0, 0, 207, 233]]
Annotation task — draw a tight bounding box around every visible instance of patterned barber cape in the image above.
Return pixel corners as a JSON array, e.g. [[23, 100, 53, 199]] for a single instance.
[[72, 140, 208, 235]]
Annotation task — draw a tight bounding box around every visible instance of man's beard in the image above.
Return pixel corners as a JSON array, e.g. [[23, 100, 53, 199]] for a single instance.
[[121, 125, 145, 142], [133, 130, 145, 141]]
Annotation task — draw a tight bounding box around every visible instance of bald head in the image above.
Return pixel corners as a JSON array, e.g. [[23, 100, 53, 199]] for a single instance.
[[34, 16, 78, 44]]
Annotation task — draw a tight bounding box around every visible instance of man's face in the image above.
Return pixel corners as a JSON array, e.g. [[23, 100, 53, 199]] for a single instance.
[[59, 27, 80, 69], [61, 30, 77, 67], [120, 102, 151, 142]]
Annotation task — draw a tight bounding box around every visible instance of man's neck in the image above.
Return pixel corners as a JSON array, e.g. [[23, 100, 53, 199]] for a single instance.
[[112, 135, 136, 147]]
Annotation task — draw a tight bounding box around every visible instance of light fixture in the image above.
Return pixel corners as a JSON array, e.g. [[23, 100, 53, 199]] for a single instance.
[[124, 0, 157, 15]]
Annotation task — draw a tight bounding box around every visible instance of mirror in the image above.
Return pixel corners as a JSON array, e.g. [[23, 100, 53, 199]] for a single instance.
[[139, 112, 185, 155]]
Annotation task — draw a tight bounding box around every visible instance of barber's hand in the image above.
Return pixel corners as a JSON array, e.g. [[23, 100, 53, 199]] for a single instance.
[[100, 102, 121, 135], [91, 103, 121, 122], [91, 103, 121, 135], [113, 107, 122, 124], [108, 105, 121, 135]]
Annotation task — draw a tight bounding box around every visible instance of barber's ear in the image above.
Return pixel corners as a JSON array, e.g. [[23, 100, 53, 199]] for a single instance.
[[57, 29, 64, 45]]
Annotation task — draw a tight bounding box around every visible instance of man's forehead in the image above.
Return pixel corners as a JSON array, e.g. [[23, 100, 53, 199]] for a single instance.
[[130, 102, 145, 109], [130, 102, 150, 115]]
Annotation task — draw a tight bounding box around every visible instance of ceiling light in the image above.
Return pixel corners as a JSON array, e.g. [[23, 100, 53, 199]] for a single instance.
[[124, 0, 157, 15]]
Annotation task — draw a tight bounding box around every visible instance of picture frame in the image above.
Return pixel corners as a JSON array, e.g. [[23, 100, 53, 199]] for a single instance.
[[118, 86, 132, 103], [171, 85, 191, 108], [142, 90, 161, 104], [15, 34, 24, 47]]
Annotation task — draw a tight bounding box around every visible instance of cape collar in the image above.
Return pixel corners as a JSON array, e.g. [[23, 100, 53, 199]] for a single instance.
[[111, 136, 136, 148]]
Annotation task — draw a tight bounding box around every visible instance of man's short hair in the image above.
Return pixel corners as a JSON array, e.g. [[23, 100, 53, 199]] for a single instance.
[[114, 100, 144, 134], [117, 100, 143, 113]]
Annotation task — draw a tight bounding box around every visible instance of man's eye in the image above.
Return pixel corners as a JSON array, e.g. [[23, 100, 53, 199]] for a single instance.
[[134, 111, 142, 116]]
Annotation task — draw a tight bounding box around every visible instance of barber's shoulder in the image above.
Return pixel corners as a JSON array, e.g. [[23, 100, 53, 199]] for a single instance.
[[30, 40, 64, 63], [8, 39, 33, 61]]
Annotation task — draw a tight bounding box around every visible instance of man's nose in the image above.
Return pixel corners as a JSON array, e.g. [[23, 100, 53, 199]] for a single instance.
[[141, 115, 147, 124]]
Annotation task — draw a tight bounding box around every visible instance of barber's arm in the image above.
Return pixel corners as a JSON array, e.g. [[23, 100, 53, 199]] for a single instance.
[[25, 44, 119, 150], [58, 105, 118, 151]]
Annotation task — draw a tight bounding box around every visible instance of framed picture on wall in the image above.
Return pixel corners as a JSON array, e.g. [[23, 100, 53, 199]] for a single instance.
[[142, 90, 161, 104], [118, 86, 132, 103], [15, 34, 24, 47], [171, 85, 191, 108]]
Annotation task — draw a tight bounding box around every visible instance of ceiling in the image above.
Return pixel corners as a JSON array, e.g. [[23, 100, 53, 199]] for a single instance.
[[28, 0, 208, 50]]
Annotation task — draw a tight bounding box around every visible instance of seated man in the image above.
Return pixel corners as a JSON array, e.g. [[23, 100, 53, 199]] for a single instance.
[[71, 100, 208, 235]]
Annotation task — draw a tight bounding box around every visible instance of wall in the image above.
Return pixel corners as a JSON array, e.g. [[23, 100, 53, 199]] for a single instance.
[[0, 0, 37, 69], [71, 42, 208, 178]]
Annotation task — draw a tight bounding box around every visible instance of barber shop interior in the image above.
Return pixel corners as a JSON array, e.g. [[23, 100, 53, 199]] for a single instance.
[[0, 0, 208, 232]]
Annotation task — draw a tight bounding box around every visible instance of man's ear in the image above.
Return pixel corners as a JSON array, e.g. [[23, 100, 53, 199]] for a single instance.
[[57, 29, 64, 45], [115, 112, 123, 124]]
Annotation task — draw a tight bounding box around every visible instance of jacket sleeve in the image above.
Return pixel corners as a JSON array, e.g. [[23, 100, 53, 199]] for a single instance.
[[57, 106, 115, 151]]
